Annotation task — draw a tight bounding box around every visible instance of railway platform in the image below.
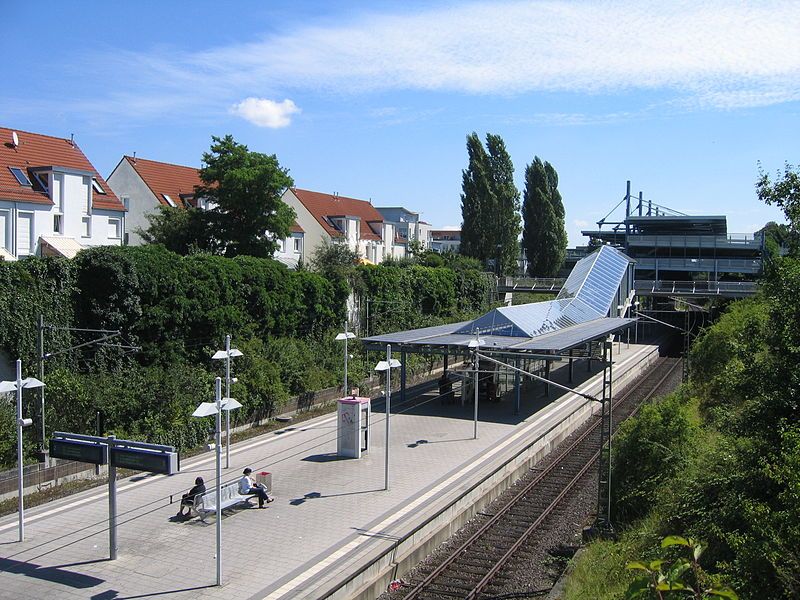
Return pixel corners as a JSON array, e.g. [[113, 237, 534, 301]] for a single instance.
[[0, 341, 661, 600]]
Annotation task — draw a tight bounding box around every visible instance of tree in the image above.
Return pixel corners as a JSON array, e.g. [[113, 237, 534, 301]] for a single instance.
[[460, 133, 521, 275], [460, 132, 494, 263], [311, 238, 361, 281], [757, 163, 799, 255], [137, 206, 216, 255], [196, 135, 296, 258], [522, 157, 567, 277], [485, 134, 521, 275]]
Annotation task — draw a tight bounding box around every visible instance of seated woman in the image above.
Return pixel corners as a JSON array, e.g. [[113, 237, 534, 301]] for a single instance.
[[177, 477, 206, 518], [238, 467, 274, 508]]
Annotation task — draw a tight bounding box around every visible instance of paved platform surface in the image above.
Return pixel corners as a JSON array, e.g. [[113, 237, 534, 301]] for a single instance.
[[0, 342, 657, 600]]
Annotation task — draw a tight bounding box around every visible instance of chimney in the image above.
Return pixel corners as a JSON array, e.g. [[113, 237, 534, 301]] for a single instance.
[[70, 133, 75, 147], [133, 151, 137, 163]]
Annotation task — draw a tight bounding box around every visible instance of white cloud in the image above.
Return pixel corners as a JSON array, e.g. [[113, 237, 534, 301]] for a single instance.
[[574, 219, 589, 228], [186, 0, 800, 109], [230, 98, 300, 128], [25, 0, 800, 125]]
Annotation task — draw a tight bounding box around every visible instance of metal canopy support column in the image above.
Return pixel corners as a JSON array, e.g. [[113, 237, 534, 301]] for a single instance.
[[514, 356, 521, 415], [443, 351, 449, 376], [568, 349, 574, 383], [544, 359, 551, 398], [401, 348, 407, 404]]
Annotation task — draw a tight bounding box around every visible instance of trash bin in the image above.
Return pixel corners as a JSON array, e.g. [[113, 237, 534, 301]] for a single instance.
[[337, 396, 371, 458], [255, 471, 272, 492]]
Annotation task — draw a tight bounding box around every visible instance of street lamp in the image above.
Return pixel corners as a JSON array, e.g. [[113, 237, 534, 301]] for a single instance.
[[335, 323, 356, 397], [374, 344, 401, 491], [0, 359, 44, 542], [192, 377, 242, 587], [212, 335, 243, 469], [468, 336, 485, 440]]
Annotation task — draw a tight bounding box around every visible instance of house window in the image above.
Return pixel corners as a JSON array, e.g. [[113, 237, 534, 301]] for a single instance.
[[121, 196, 130, 210], [82, 216, 91, 238], [53, 214, 63, 234], [276, 239, 285, 253], [91, 178, 106, 194], [162, 194, 177, 208], [33, 172, 49, 192], [108, 218, 121, 239], [9, 167, 31, 186], [294, 238, 302, 253]]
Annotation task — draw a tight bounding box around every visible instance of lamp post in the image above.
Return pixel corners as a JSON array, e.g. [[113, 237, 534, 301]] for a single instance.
[[335, 323, 356, 397], [468, 336, 485, 440], [192, 377, 242, 586], [0, 359, 44, 542], [212, 335, 243, 469], [374, 344, 401, 491]]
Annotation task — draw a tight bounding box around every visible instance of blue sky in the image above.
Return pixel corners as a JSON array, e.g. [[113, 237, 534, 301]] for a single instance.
[[3, 0, 798, 245]]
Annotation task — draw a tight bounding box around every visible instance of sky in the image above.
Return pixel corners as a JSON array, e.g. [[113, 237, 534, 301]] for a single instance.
[[2, 0, 798, 245]]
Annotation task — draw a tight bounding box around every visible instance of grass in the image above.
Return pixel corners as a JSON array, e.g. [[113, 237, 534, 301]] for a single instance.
[[0, 402, 339, 519]]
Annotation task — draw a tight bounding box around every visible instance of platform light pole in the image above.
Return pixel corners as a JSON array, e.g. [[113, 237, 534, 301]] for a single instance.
[[212, 335, 242, 469], [192, 377, 240, 587], [0, 360, 44, 542], [336, 323, 356, 397], [468, 336, 485, 439], [374, 344, 401, 491]]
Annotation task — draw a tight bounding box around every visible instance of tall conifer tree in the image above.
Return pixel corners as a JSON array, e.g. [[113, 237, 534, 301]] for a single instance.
[[522, 157, 567, 276], [460, 133, 520, 275]]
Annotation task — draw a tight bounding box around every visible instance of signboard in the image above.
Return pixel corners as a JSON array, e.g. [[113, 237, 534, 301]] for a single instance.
[[50, 438, 108, 465], [110, 447, 178, 475]]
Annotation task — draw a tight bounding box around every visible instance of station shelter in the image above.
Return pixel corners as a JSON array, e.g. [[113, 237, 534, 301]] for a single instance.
[[363, 245, 637, 412]]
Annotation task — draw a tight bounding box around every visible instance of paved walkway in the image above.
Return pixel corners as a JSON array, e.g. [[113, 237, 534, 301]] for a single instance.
[[0, 342, 657, 600]]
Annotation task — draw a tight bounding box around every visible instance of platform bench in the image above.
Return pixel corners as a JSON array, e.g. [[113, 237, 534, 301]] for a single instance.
[[194, 481, 254, 522]]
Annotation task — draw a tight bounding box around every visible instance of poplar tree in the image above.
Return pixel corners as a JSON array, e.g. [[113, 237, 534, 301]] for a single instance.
[[522, 157, 567, 276], [460, 132, 520, 275], [486, 134, 521, 275], [460, 133, 494, 262]]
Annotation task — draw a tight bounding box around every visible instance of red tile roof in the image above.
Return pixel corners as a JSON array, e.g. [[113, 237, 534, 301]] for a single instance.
[[291, 188, 383, 241], [290, 222, 304, 234], [0, 127, 124, 211], [123, 156, 204, 208]]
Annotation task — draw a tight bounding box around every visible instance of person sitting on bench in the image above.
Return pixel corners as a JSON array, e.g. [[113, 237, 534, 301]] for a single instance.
[[177, 477, 206, 518], [239, 468, 274, 508]]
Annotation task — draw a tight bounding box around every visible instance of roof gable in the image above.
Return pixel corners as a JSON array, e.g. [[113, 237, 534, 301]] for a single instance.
[[124, 156, 204, 208], [291, 188, 384, 241], [0, 127, 124, 211]]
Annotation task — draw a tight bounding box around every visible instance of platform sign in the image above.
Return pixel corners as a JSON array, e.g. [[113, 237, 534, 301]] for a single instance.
[[110, 447, 178, 475], [50, 438, 108, 465]]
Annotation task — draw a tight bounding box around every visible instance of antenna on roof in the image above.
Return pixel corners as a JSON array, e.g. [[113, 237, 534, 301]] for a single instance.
[[70, 133, 75, 147], [11, 131, 19, 148], [133, 152, 136, 163]]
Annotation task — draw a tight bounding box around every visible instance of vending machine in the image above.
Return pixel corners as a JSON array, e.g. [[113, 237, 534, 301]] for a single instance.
[[337, 397, 371, 458]]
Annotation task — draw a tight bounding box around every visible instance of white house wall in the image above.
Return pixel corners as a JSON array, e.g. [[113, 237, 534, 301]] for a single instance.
[[106, 159, 160, 245], [281, 189, 333, 262], [0, 170, 124, 258]]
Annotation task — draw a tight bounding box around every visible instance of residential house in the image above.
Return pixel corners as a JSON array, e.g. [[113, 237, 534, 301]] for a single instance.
[[375, 206, 432, 251], [107, 156, 304, 266], [429, 229, 461, 254], [0, 127, 125, 260], [282, 188, 406, 263]]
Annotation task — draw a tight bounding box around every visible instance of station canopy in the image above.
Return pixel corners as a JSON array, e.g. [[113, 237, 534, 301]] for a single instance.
[[363, 245, 635, 354]]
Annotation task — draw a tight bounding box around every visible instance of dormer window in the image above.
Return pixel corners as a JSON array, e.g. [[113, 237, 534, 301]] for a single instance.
[[92, 178, 106, 194], [9, 167, 31, 186], [33, 172, 49, 193], [162, 194, 177, 208]]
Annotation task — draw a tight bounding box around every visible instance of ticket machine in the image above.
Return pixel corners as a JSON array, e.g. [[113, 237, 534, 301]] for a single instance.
[[337, 396, 371, 458]]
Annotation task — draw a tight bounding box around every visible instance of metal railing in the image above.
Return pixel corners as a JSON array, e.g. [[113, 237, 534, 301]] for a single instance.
[[634, 280, 759, 296]]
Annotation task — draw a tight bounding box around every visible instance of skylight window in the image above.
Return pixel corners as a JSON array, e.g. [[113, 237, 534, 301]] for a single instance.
[[162, 194, 177, 208], [91, 178, 106, 194], [9, 167, 31, 186]]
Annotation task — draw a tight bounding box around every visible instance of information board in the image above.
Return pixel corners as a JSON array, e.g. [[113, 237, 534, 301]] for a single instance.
[[50, 439, 108, 465], [110, 447, 178, 475]]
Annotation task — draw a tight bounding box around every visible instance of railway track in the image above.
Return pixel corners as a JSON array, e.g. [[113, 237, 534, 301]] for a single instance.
[[395, 356, 682, 600]]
